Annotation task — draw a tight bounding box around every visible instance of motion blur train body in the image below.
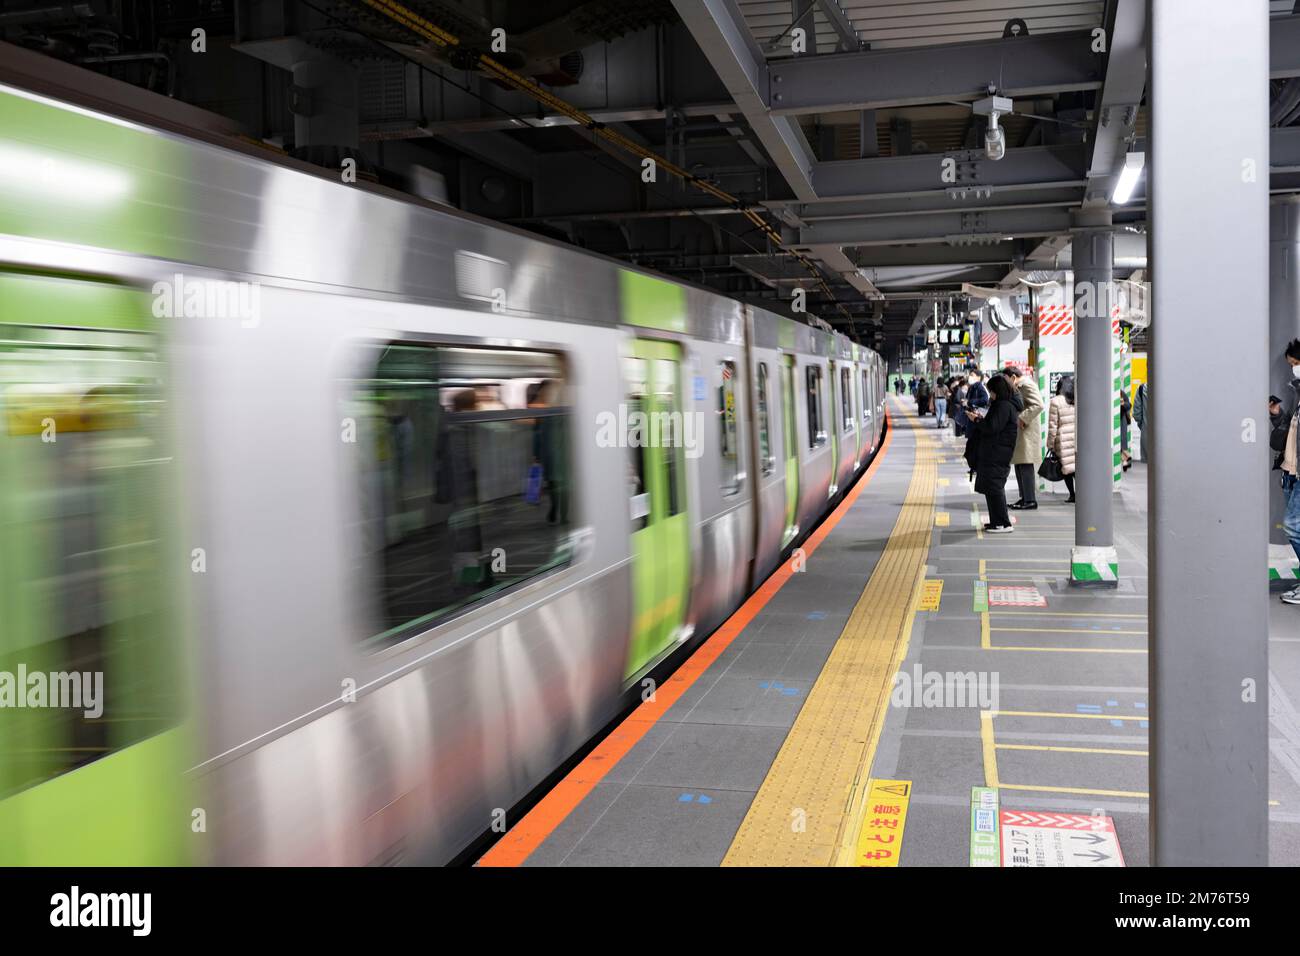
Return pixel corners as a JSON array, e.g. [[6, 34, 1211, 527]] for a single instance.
[[0, 78, 886, 865]]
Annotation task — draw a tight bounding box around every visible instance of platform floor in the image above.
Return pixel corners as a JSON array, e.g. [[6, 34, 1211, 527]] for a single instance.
[[479, 398, 1300, 867]]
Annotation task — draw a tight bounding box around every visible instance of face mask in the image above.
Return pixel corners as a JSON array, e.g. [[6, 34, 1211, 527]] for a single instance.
[[1293, 365, 1300, 380]]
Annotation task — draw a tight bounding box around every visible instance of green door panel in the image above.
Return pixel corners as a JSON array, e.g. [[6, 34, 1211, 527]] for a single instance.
[[781, 355, 798, 546], [0, 730, 192, 865], [0, 279, 192, 865], [624, 339, 691, 678], [828, 361, 839, 493]]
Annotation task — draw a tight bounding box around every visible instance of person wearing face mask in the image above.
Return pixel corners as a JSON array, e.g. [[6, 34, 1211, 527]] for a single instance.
[[959, 370, 990, 478], [966, 374, 1020, 533], [1276, 338, 1300, 606]]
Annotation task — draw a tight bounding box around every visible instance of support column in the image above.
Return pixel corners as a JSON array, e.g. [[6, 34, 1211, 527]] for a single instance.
[[1149, 0, 1269, 866], [1270, 199, 1300, 582], [1070, 213, 1117, 585]]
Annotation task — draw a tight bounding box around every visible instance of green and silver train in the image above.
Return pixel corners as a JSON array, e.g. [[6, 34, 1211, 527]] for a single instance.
[[0, 76, 885, 865]]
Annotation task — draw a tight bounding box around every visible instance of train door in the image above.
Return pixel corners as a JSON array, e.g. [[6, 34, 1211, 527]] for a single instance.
[[827, 360, 840, 496], [624, 339, 691, 679], [0, 274, 190, 864], [780, 354, 799, 545]]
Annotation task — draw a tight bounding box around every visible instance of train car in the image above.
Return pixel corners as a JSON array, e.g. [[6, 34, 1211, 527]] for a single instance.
[[0, 78, 887, 866]]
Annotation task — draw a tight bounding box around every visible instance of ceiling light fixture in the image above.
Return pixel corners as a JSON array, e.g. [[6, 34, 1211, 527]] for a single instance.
[[1112, 151, 1145, 205]]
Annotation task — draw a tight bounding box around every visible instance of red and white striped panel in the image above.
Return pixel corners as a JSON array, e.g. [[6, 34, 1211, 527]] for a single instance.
[[981, 330, 999, 348], [1036, 305, 1122, 337]]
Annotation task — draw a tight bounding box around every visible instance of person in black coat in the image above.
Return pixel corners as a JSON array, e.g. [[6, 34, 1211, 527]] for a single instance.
[[967, 374, 1020, 533]]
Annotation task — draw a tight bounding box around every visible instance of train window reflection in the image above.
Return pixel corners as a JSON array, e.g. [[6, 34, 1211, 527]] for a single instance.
[[0, 324, 180, 797], [840, 366, 853, 431], [806, 364, 826, 448], [349, 343, 574, 647], [756, 362, 773, 476], [718, 360, 740, 495]]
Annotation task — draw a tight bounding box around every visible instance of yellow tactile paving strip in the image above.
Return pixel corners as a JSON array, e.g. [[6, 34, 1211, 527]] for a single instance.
[[722, 411, 938, 866]]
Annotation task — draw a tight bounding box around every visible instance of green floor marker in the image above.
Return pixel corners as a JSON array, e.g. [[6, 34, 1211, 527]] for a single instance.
[[970, 786, 1000, 867]]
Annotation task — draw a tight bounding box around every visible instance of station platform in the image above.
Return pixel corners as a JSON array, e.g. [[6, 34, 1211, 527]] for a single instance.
[[478, 398, 1300, 867]]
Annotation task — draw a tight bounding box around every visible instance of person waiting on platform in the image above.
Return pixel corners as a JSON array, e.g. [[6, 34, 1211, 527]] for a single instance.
[[959, 369, 989, 478], [1119, 385, 1133, 472], [951, 375, 970, 438], [1004, 366, 1043, 511], [1047, 374, 1078, 503], [916, 376, 931, 416], [965, 374, 1020, 533], [1274, 338, 1300, 606], [933, 378, 949, 426], [1133, 379, 1149, 462]]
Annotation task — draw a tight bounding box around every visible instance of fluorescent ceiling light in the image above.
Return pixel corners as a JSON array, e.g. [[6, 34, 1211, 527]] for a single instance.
[[1111, 151, 1145, 205]]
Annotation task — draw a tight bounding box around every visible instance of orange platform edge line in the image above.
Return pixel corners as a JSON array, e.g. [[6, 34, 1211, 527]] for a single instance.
[[476, 409, 896, 866]]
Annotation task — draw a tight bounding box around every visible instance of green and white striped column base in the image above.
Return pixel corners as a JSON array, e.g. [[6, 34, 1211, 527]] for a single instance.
[[1269, 545, 1300, 582], [1071, 545, 1119, 587]]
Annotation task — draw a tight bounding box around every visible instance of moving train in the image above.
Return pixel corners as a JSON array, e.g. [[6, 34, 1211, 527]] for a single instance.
[[0, 75, 886, 865]]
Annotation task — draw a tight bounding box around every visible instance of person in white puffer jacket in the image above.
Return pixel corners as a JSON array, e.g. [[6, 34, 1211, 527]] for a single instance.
[[1047, 375, 1077, 503]]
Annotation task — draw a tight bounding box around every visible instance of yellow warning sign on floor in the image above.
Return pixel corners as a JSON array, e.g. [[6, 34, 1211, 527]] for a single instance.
[[855, 779, 912, 866], [919, 579, 943, 610], [935, 512, 950, 527]]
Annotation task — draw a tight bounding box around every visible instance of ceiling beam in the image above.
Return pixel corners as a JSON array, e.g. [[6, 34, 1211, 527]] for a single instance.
[[808, 144, 1087, 201], [1082, 0, 1146, 208], [767, 30, 1104, 116], [853, 243, 1021, 268], [792, 206, 1075, 246], [1272, 15, 1300, 78], [672, 0, 818, 200], [397, 101, 735, 136], [815, 0, 863, 52], [1273, 125, 1300, 171], [803, 243, 882, 298], [777, 185, 1085, 221]]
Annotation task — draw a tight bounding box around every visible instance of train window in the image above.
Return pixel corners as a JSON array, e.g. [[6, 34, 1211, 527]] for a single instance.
[[840, 366, 853, 431], [656, 359, 685, 517], [806, 364, 827, 448], [624, 356, 649, 531], [349, 342, 574, 646], [756, 362, 773, 476], [861, 369, 871, 423], [0, 324, 181, 797], [718, 360, 741, 495]]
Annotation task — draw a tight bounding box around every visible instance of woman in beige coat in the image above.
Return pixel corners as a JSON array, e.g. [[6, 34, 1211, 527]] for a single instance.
[[1007, 367, 1043, 510], [1047, 374, 1077, 502]]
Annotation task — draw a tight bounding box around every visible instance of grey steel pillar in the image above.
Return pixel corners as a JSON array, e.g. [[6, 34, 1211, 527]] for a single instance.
[[1270, 200, 1300, 558], [1070, 212, 1116, 585], [1149, 0, 1269, 866]]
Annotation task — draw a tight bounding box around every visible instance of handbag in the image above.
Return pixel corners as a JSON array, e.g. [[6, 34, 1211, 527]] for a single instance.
[[1038, 453, 1064, 483]]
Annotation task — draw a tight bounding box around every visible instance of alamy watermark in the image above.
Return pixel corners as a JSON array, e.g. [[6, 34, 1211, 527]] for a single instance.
[[0, 664, 103, 718], [595, 404, 705, 459], [890, 664, 999, 710], [1067, 278, 1149, 324], [152, 271, 260, 328]]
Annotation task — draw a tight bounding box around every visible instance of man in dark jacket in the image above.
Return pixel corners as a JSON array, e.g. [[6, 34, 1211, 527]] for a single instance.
[[969, 374, 1020, 533]]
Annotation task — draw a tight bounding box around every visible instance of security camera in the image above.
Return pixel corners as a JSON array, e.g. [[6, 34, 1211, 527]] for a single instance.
[[984, 123, 1006, 161], [972, 95, 1013, 161]]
